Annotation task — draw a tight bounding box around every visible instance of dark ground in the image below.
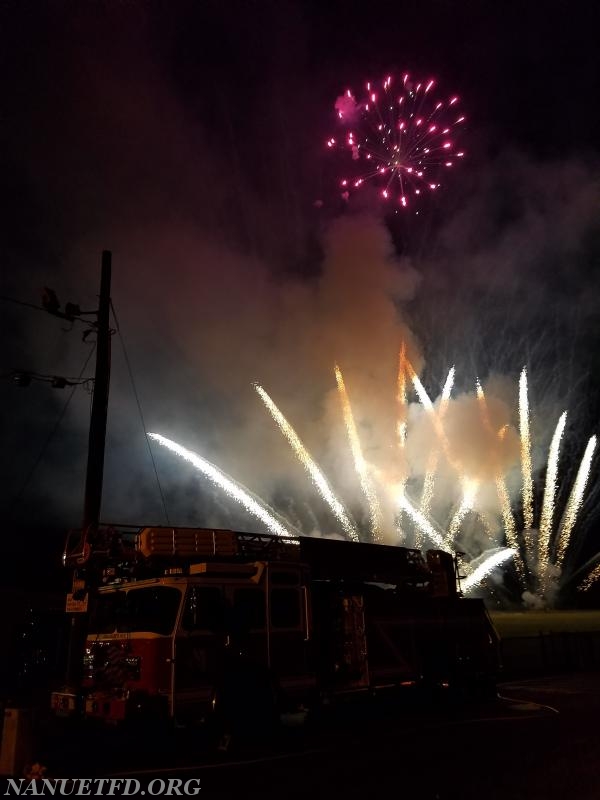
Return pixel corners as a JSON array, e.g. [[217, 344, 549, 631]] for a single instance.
[[7, 672, 598, 799]]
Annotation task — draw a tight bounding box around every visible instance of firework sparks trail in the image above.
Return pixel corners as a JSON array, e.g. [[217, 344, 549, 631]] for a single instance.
[[410, 366, 457, 540], [408, 361, 435, 413], [462, 549, 517, 594], [440, 367, 456, 413], [396, 489, 448, 550], [405, 359, 458, 472], [538, 411, 568, 584], [330, 72, 466, 207], [396, 343, 408, 449], [555, 435, 597, 567], [402, 361, 441, 542], [476, 381, 525, 582], [254, 384, 360, 542], [519, 369, 534, 532], [578, 563, 600, 592], [396, 345, 411, 542], [419, 367, 456, 515], [335, 364, 383, 542], [419, 462, 437, 533], [446, 477, 479, 547], [478, 512, 495, 541], [148, 433, 294, 538]]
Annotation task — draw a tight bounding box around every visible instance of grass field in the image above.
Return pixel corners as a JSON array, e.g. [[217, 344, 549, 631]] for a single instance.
[[490, 609, 600, 638]]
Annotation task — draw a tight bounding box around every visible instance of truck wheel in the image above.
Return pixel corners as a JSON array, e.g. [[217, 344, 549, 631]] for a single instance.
[[208, 672, 280, 754]]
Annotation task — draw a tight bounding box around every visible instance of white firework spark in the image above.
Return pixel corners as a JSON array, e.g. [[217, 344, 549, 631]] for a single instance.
[[396, 489, 448, 550], [254, 383, 360, 541], [462, 549, 516, 594], [519, 368, 534, 531], [538, 411, 568, 582], [148, 433, 294, 538], [440, 366, 456, 412], [555, 435, 597, 567]]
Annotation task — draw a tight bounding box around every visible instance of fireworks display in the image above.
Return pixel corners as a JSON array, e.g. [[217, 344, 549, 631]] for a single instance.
[[141, 124, 596, 607], [328, 72, 466, 207], [149, 353, 598, 604]]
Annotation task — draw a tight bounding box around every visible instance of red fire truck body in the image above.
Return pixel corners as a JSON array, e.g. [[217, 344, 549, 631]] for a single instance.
[[51, 527, 500, 726]]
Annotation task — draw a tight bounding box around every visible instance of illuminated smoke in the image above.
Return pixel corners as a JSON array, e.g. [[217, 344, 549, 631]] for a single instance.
[[475, 381, 520, 560], [403, 358, 458, 545], [335, 364, 383, 541], [408, 359, 458, 468], [148, 433, 294, 538], [254, 383, 360, 541], [403, 362, 456, 548], [419, 457, 438, 526]]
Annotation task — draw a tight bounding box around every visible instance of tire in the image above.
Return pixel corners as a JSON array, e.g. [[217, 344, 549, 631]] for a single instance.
[[208, 669, 281, 755]]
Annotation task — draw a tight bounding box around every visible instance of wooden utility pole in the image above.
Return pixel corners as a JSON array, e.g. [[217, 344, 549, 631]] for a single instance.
[[82, 250, 112, 536], [64, 251, 112, 690]]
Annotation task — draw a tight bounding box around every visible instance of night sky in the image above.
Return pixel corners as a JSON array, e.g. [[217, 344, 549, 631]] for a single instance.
[[1, 0, 600, 599]]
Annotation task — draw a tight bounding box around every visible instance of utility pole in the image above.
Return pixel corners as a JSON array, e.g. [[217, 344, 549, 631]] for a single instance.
[[82, 250, 112, 537], [64, 251, 112, 691]]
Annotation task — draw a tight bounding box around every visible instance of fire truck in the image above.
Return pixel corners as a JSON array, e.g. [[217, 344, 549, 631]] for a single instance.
[[51, 526, 500, 733]]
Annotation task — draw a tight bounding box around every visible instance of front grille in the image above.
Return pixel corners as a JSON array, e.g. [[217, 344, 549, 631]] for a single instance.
[[84, 642, 141, 686]]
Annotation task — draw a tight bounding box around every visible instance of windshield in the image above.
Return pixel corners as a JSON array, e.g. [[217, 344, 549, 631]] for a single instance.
[[89, 586, 182, 635]]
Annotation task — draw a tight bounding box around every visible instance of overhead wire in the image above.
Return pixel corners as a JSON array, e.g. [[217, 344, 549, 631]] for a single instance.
[[7, 343, 96, 520], [110, 300, 171, 525]]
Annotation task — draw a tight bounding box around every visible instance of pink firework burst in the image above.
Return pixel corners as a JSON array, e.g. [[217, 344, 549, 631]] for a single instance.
[[330, 73, 466, 207]]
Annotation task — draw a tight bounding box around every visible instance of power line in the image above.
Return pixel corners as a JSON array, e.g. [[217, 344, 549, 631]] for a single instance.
[[1, 370, 94, 389], [0, 293, 93, 327], [7, 344, 97, 521], [110, 300, 171, 525], [0, 294, 47, 314]]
